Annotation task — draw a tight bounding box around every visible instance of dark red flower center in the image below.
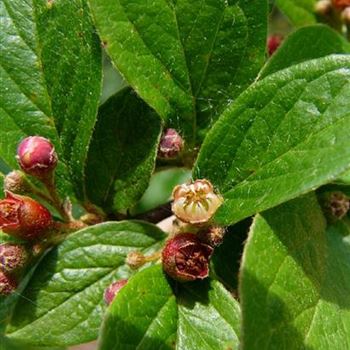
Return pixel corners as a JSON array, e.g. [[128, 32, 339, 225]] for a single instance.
[[175, 244, 212, 278]]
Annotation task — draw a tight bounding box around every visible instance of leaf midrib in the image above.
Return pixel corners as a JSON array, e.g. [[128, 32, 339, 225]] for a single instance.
[[7, 239, 164, 337]]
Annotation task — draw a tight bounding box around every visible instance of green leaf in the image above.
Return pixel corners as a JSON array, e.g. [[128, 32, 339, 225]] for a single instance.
[[5, 221, 166, 347], [0, 0, 102, 198], [88, 0, 267, 144], [85, 88, 162, 213], [195, 55, 350, 226], [99, 265, 240, 350], [240, 194, 350, 350], [335, 169, 350, 185], [275, 0, 317, 26], [260, 25, 350, 79], [0, 336, 66, 350], [33, 0, 102, 199], [0, 0, 68, 193]]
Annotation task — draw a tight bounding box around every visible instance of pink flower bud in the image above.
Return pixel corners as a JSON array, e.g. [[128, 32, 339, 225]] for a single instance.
[[0, 243, 28, 273], [0, 192, 53, 241], [158, 128, 184, 159], [162, 233, 213, 282], [0, 271, 17, 296], [267, 35, 283, 56], [104, 279, 128, 305], [17, 136, 57, 177], [172, 179, 223, 225]]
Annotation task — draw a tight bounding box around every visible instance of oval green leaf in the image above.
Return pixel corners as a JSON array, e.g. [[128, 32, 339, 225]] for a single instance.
[[88, 0, 267, 144], [5, 221, 166, 347], [0, 0, 102, 199], [195, 55, 350, 226], [99, 265, 240, 350], [240, 194, 350, 349], [85, 88, 162, 214], [275, 0, 317, 26]]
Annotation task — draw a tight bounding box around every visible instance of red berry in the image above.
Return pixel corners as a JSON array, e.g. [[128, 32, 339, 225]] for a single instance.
[[104, 279, 128, 305], [0, 243, 28, 273], [267, 35, 283, 56], [162, 233, 213, 282], [0, 191, 53, 240], [0, 271, 17, 296], [158, 128, 184, 159], [17, 136, 57, 178]]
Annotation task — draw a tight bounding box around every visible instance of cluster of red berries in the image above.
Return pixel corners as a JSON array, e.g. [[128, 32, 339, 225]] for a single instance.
[[0, 136, 57, 296]]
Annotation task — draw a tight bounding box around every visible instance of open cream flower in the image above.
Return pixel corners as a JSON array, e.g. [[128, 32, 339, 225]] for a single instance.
[[172, 179, 223, 225]]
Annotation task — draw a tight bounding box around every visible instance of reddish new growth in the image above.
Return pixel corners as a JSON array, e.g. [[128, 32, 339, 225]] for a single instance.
[[158, 128, 184, 159], [104, 279, 128, 305], [17, 136, 57, 177], [0, 192, 52, 240], [0, 271, 17, 296], [162, 233, 213, 282], [267, 35, 283, 56], [0, 244, 28, 273]]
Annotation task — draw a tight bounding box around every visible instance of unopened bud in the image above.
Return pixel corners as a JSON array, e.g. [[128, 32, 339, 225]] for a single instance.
[[162, 233, 213, 282], [0, 271, 17, 296], [104, 279, 128, 305], [315, 0, 333, 15], [197, 226, 226, 247], [158, 128, 184, 159], [4, 171, 31, 195], [17, 136, 57, 178], [341, 7, 350, 23], [267, 35, 283, 56], [0, 243, 28, 273], [172, 179, 223, 225], [126, 251, 146, 270], [0, 191, 53, 240], [322, 191, 349, 221]]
